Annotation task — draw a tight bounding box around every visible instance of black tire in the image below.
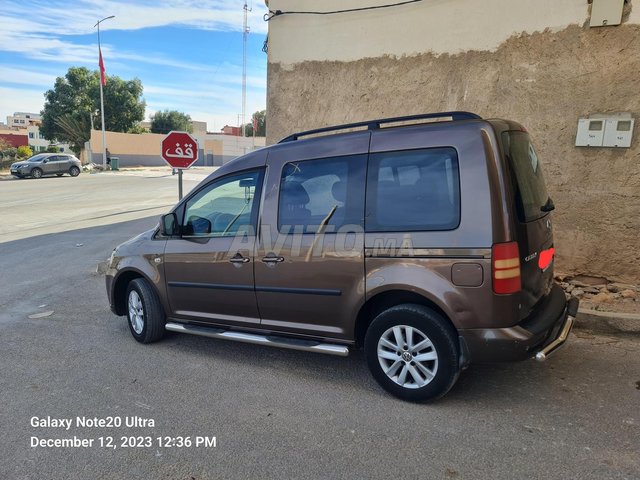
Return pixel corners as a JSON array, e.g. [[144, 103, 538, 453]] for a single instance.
[[56, 173, 64, 177], [364, 304, 459, 402], [125, 278, 166, 343], [31, 168, 43, 179], [69, 166, 80, 177]]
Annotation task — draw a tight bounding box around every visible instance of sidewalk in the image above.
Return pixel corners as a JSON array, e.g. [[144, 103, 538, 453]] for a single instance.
[[0, 166, 218, 182], [95, 166, 217, 182]]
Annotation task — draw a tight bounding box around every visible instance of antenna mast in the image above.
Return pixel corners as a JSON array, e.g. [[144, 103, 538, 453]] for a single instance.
[[242, 1, 250, 140]]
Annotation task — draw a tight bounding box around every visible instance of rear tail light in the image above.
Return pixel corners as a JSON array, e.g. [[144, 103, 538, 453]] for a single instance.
[[492, 242, 521, 294]]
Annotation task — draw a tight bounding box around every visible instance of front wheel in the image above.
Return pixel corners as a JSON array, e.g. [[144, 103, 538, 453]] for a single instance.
[[364, 304, 460, 402], [126, 278, 166, 343], [31, 168, 43, 179], [69, 166, 80, 177]]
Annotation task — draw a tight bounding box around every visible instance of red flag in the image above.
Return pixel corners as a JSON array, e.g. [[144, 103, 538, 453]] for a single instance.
[[99, 48, 106, 86]]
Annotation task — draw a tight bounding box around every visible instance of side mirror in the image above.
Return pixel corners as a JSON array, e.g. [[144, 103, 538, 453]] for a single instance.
[[42, 159, 48, 163], [160, 213, 178, 236]]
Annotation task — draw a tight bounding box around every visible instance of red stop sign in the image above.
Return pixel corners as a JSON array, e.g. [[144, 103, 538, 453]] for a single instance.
[[161, 131, 199, 169]]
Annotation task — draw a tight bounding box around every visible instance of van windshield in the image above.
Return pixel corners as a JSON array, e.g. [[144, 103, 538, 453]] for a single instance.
[[502, 131, 549, 223]]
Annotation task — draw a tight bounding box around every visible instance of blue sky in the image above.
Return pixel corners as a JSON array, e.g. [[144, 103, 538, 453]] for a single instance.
[[0, 0, 268, 132]]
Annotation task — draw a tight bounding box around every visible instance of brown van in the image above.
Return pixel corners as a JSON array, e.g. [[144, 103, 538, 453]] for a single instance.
[[105, 112, 578, 401]]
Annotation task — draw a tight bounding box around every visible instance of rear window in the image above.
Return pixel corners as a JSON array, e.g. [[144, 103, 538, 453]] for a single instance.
[[502, 131, 549, 223], [366, 148, 460, 232]]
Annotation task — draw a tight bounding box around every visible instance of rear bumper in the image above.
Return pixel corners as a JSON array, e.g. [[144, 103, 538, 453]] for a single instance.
[[460, 284, 579, 363]]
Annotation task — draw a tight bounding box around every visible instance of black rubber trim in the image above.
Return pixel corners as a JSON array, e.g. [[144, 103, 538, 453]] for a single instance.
[[256, 286, 342, 296], [168, 282, 254, 292], [167, 282, 341, 296]]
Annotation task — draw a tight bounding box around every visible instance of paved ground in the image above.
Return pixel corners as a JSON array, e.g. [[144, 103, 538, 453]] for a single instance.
[[0, 169, 209, 242], [0, 176, 639, 479]]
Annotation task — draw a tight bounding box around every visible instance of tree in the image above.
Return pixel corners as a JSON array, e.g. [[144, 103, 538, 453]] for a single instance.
[[242, 110, 266, 137], [150, 110, 193, 134], [17, 145, 33, 159], [40, 67, 146, 154], [46, 145, 61, 153], [128, 123, 149, 134]]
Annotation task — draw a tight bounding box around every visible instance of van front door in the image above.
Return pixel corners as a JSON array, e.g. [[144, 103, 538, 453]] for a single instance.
[[254, 133, 369, 341], [163, 169, 264, 327]]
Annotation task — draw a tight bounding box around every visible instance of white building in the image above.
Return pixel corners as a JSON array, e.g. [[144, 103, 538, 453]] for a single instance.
[[6, 112, 71, 153], [7, 112, 41, 128]]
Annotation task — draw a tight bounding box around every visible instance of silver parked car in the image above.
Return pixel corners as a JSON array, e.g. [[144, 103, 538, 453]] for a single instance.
[[10, 153, 82, 179]]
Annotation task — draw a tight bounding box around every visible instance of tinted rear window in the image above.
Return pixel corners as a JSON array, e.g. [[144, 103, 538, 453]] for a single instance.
[[502, 131, 549, 223], [366, 148, 460, 232]]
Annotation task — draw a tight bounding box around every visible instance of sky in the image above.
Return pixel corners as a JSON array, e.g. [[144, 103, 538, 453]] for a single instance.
[[0, 0, 269, 133]]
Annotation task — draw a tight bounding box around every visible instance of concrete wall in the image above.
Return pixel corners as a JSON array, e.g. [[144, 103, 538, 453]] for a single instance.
[[266, 0, 640, 282], [89, 130, 265, 168]]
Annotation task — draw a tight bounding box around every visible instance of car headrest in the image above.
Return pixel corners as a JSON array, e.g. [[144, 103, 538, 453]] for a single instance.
[[331, 180, 347, 204], [282, 181, 310, 205]]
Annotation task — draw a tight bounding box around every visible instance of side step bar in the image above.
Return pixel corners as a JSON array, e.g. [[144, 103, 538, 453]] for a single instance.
[[165, 322, 350, 357]]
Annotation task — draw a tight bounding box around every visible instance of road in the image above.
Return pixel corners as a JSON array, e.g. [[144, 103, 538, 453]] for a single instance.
[[0, 175, 638, 479], [0, 169, 207, 243]]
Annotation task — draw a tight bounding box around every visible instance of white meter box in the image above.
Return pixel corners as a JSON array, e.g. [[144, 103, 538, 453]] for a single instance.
[[603, 118, 634, 147], [576, 115, 634, 148], [576, 119, 605, 147], [590, 0, 625, 27]]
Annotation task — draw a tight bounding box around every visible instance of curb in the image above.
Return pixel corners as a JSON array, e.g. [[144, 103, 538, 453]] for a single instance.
[[574, 308, 640, 336]]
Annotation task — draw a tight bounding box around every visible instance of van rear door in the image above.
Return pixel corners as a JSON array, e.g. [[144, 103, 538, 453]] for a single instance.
[[501, 131, 555, 320]]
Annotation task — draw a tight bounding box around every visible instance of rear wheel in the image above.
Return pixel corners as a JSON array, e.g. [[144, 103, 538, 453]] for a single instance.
[[126, 278, 165, 343], [31, 168, 43, 179], [69, 166, 80, 177], [364, 304, 459, 401]]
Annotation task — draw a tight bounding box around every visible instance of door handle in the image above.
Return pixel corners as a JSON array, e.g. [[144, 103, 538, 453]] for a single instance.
[[262, 254, 285, 264], [229, 253, 250, 264]]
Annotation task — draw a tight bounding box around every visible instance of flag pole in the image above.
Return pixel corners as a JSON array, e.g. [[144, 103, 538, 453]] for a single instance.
[[94, 15, 114, 170]]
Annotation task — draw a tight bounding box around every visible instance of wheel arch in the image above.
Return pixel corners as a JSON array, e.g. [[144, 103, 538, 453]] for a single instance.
[[354, 290, 457, 348], [112, 268, 155, 316]]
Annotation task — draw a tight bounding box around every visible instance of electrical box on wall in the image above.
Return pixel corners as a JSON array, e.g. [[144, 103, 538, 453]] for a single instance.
[[576, 114, 635, 148], [590, 0, 625, 27]]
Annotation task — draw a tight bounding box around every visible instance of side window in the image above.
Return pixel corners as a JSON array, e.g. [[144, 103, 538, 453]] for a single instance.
[[278, 155, 366, 232], [366, 148, 461, 232], [182, 170, 262, 238]]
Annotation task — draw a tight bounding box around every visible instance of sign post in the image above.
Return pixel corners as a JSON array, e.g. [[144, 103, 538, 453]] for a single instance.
[[161, 131, 199, 200]]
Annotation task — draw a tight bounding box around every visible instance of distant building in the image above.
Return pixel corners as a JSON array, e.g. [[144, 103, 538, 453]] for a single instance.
[[4, 112, 70, 153], [7, 112, 41, 128], [0, 131, 29, 148], [221, 125, 241, 136], [27, 125, 70, 153]]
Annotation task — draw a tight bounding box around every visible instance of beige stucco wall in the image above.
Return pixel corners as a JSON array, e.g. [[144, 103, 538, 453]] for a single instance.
[[266, 1, 640, 282], [90, 129, 164, 155], [268, 0, 596, 64], [89, 130, 264, 160]]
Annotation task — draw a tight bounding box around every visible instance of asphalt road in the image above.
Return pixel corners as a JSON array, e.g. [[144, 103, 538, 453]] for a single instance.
[[0, 175, 639, 479]]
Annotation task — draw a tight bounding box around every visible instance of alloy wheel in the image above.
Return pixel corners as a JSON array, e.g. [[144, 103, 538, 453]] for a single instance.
[[377, 325, 438, 389], [128, 290, 144, 334]]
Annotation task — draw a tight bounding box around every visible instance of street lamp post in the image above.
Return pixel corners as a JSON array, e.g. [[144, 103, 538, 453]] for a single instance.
[[94, 15, 115, 169]]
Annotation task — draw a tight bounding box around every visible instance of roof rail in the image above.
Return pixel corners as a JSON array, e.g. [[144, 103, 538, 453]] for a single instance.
[[277, 111, 481, 143]]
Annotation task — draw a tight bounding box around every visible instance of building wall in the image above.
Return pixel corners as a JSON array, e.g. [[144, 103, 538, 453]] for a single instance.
[[88, 130, 265, 167], [0, 131, 28, 148], [26, 125, 71, 153], [6, 112, 40, 128], [266, 0, 640, 282]]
